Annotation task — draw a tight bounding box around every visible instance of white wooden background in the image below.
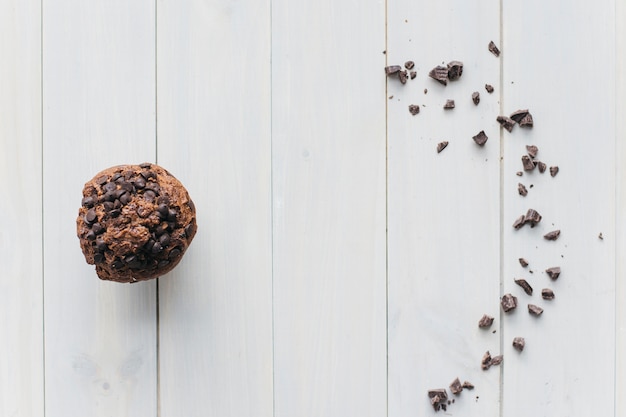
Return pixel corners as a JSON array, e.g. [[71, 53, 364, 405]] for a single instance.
[[1, 0, 624, 416]]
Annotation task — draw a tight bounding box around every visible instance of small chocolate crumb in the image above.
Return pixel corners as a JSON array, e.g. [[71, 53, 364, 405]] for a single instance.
[[385, 65, 402, 75], [537, 161, 547, 173], [545, 266, 561, 280], [424, 88, 428, 94], [447, 61, 464, 81], [450, 377, 463, 395], [462, 381, 474, 390], [518, 183, 528, 196], [521, 155, 535, 171], [437, 141, 449, 153], [542, 288, 555, 300], [496, 115, 516, 132], [485, 84, 494, 93], [544, 230, 561, 241], [515, 278, 533, 296], [525, 145, 539, 158], [550, 166, 559, 177], [512, 337, 525, 352], [404, 60, 415, 70], [528, 304, 543, 316], [429, 65, 449, 85], [516, 171, 523, 176], [519, 258, 529, 267], [488, 41, 501, 57], [472, 91, 480, 105], [408, 104, 420, 115], [501, 293, 518, 312], [443, 99, 455, 109], [473, 130, 488, 146], [478, 314, 494, 328]]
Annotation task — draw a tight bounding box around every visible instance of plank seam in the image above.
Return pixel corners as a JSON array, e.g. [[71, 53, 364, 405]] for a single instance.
[[498, 0, 504, 415], [41, 0, 47, 415]]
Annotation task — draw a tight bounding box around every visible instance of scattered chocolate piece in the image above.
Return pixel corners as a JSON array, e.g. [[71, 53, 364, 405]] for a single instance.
[[443, 99, 455, 109], [544, 230, 561, 241], [545, 266, 561, 280], [478, 314, 494, 328], [485, 84, 494, 93], [462, 381, 474, 390], [472, 91, 480, 105], [398, 70, 408, 84], [542, 288, 555, 300], [424, 88, 428, 94], [447, 61, 464, 81], [512, 337, 525, 352], [408, 104, 420, 115], [409, 70, 416, 79], [519, 113, 534, 128], [512, 215, 526, 229], [472, 130, 488, 146], [496, 115, 515, 132], [385, 65, 402, 75], [515, 278, 533, 296], [525, 145, 539, 158], [537, 161, 547, 173], [510, 109, 530, 124], [428, 389, 449, 412], [518, 183, 528, 196], [490, 355, 503, 366], [516, 171, 523, 176], [404, 60, 415, 70], [550, 166, 559, 177], [437, 141, 449, 153], [429, 65, 449, 85], [524, 208, 542, 227], [519, 258, 529, 267], [450, 378, 463, 395], [481, 351, 492, 370], [501, 293, 518, 312], [528, 304, 543, 316], [488, 41, 500, 57], [521, 155, 535, 171], [599, 232, 604, 240]]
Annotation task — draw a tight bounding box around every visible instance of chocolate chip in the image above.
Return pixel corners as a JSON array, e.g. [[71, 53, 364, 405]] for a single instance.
[[398, 70, 408, 84], [168, 247, 182, 260], [159, 233, 171, 247], [187, 199, 195, 213], [86, 230, 96, 241], [488, 40, 500, 57], [404, 60, 414, 70], [185, 222, 197, 239], [472, 91, 480, 105], [473, 130, 488, 146], [145, 182, 161, 194], [155, 222, 169, 237], [92, 223, 104, 234], [501, 293, 518, 312], [96, 175, 108, 185], [510, 109, 530, 124], [447, 61, 463, 81], [143, 190, 156, 202], [140, 170, 156, 180], [521, 155, 535, 171], [443, 99, 455, 109], [449, 378, 463, 395], [545, 267, 561, 280], [157, 204, 169, 216], [478, 314, 494, 328], [85, 209, 97, 224], [516, 171, 523, 176], [525, 145, 538, 158], [93, 253, 104, 263], [120, 181, 135, 193], [133, 177, 146, 189], [81, 196, 96, 208], [103, 190, 116, 202], [102, 182, 116, 193], [512, 337, 525, 352], [139, 162, 152, 168], [528, 304, 543, 316], [485, 84, 494, 93], [550, 166, 559, 177], [429, 65, 448, 85], [437, 141, 449, 153], [111, 172, 122, 182], [408, 104, 420, 115], [384, 65, 401, 75], [109, 209, 121, 218], [119, 192, 131, 205], [151, 242, 163, 254], [514, 278, 533, 295], [496, 115, 515, 132], [96, 238, 107, 252], [537, 161, 547, 173], [519, 258, 529, 267], [103, 201, 114, 211], [111, 259, 124, 269], [518, 183, 528, 196], [157, 195, 171, 205], [158, 260, 170, 268], [544, 230, 561, 240]]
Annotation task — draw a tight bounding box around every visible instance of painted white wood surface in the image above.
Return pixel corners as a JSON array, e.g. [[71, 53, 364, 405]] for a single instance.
[[271, 0, 387, 415], [387, 2, 502, 416], [0, 1, 44, 416], [42, 1, 157, 416], [156, 0, 273, 415]]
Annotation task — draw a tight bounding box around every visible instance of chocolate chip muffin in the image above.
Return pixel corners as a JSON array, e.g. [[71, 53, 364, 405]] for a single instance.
[[77, 163, 197, 283]]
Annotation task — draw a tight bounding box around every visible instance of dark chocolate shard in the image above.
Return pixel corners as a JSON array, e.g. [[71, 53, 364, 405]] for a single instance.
[[519, 258, 529, 267], [473, 130, 488, 146], [443, 99, 455, 109], [510, 109, 530, 124], [488, 40, 501, 57], [398, 70, 408, 84], [490, 355, 503, 366], [478, 314, 494, 328], [481, 351, 492, 370], [408, 104, 420, 115], [525, 145, 539, 158], [512, 214, 526, 229], [550, 166, 559, 177], [385, 65, 402, 75], [522, 155, 535, 171], [450, 378, 463, 395], [404, 60, 415, 70], [497, 115, 515, 132], [537, 161, 547, 173], [409, 70, 416, 79], [447, 61, 464, 80], [518, 183, 528, 196], [542, 288, 555, 300], [512, 337, 525, 352], [462, 381, 475, 390], [429, 65, 449, 85], [545, 266, 561, 280], [524, 208, 542, 227], [544, 230, 561, 240], [514, 278, 533, 296], [528, 304, 544, 316], [437, 141, 449, 153], [472, 91, 480, 105], [428, 389, 449, 411], [485, 84, 494, 93], [501, 293, 518, 312], [519, 113, 534, 128]]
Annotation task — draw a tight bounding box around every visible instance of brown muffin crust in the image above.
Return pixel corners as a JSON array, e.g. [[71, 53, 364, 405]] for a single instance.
[[77, 163, 197, 283]]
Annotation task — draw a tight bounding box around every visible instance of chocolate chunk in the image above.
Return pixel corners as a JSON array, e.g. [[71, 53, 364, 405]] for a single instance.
[[510, 109, 530, 124], [545, 267, 561, 280], [515, 278, 533, 295], [496, 115, 515, 132], [462, 381, 474, 390], [449, 378, 463, 395], [544, 230, 561, 240], [155, 222, 169, 237], [157, 204, 169, 217], [473, 130, 488, 146], [437, 141, 449, 153], [512, 337, 525, 352], [145, 182, 161, 194], [537, 161, 547, 173], [398, 70, 408, 84], [81, 196, 96, 208], [478, 314, 494, 328], [384, 65, 402, 75], [485, 84, 494, 93], [528, 304, 543, 316], [111, 172, 122, 182], [524, 208, 542, 227], [443, 99, 455, 109], [490, 355, 503, 366], [103, 201, 114, 211], [518, 183, 528, 196], [501, 293, 518, 312], [404, 60, 415, 70], [521, 155, 535, 171], [488, 40, 500, 57], [85, 209, 97, 224], [120, 181, 135, 193], [429, 65, 449, 85], [139, 162, 152, 168], [472, 91, 480, 105], [96, 175, 108, 185], [519, 113, 534, 128], [481, 351, 492, 370], [525, 145, 539, 158], [158, 259, 171, 268], [447, 61, 463, 81], [512, 215, 525, 229], [550, 166, 559, 177], [408, 104, 420, 115], [542, 288, 555, 300], [428, 389, 448, 411], [409, 71, 416, 79], [519, 258, 529, 267], [144, 239, 155, 253]]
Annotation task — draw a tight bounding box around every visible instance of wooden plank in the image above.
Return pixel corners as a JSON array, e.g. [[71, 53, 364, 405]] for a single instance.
[[156, 1, 273, 416], [502, 1, 615, 415], [271, 1, 387, 416], [0, 1, 44, 416], [387, 2, 502, 416], [42, 1, 157, 416]]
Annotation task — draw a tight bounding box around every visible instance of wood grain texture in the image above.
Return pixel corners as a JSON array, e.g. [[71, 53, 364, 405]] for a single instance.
[[156, 0, 273, 415], [0, 1, 44, 416], [387, 2, 501, 416], [42, 1, 157, 416], [271, 0, 387, 415], [502, 1, 616, 415]]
